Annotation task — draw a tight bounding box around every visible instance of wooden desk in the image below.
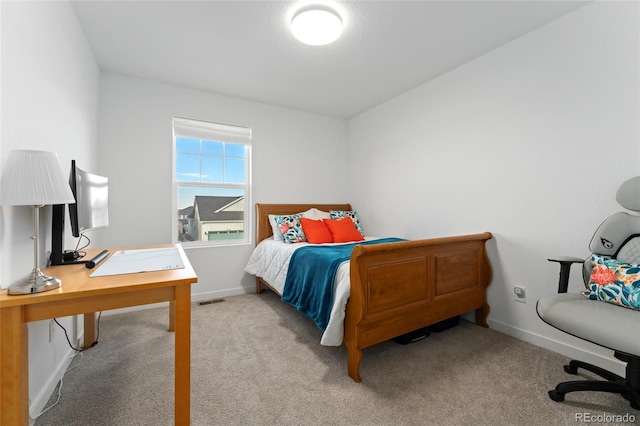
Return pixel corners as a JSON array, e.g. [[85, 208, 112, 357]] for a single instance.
[[0, 244, 197, 425]]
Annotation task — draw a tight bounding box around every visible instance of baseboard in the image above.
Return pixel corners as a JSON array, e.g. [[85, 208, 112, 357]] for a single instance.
[[28, 345, 77, 424], [28, 321, 86, 425], [191, 286, 252, 302], [100, 286, 252, 317], [488, 317, 626, 377]]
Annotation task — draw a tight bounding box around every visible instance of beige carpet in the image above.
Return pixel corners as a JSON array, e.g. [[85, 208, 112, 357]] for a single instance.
[[35, 291, 639, 425]]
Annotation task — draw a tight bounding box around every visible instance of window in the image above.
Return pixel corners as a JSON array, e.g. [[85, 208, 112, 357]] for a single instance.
[[173, 117, 252, 245]]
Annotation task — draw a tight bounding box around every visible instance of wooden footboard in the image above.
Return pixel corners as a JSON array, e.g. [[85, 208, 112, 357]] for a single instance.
[[253, 203, 492, 382], [344, 232, 492, 382]]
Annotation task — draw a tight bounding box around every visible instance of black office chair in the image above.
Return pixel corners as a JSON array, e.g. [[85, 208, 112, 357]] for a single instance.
[[537, 177, 640, 409]]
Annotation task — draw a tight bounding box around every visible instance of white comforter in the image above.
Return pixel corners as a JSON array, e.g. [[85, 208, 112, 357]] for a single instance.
[[244, 238, 380, 346]]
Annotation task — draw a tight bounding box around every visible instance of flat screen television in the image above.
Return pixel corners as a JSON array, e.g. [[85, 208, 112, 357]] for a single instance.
[[50, 160, 109, 265]]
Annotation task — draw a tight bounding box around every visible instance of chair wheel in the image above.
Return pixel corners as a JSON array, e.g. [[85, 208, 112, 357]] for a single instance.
[[548, 390, 565, 402], [563, 364, 578, 375]]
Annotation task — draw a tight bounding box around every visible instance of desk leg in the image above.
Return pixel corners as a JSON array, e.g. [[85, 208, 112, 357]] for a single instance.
[[174, 284, 191, 425], [168, 300, 176, 332], [83, 312, 97, 349], [1, 306, 29, 426]]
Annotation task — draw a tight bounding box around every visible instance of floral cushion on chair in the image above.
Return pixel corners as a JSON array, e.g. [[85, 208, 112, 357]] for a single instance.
[[584, 254, 640, 311]]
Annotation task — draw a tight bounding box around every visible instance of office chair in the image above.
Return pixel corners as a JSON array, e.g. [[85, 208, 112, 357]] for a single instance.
[[537, 176, 640, 409]]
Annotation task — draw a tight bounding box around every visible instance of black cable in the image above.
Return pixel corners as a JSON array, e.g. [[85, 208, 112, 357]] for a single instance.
[[54, 312, 101, 351], [75, 233, 90, 251], [72, 233, 91, 260]]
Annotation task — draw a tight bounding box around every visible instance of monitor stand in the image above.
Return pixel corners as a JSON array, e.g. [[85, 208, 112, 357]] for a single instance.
[[50, 204, 86, 266]]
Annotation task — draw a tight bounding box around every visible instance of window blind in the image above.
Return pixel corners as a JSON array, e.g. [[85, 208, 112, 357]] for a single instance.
[[173, 117, 252, 144]]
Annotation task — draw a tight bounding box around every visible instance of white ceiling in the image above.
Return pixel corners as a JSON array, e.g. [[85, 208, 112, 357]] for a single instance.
[[70, 1, 589, 119]]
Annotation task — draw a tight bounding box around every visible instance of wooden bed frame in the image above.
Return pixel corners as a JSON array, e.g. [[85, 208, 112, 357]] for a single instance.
[[254, 203, 493, 382]]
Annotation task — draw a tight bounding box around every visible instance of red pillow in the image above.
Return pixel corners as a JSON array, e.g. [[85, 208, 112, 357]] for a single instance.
[[299, 218, 333, 244], [323, 218, 364, 243]]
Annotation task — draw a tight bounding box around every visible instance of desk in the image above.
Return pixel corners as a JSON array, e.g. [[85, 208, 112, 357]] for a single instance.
[[0, 244, 197, 425]]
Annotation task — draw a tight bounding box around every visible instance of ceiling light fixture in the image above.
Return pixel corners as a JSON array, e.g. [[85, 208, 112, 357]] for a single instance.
[[291, 6, 343, 46]]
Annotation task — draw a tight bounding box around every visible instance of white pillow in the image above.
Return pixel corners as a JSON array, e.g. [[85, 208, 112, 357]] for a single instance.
[[269, 209, 317, 241], [268, 214, 283, 240], [310, 208, 331, 220]]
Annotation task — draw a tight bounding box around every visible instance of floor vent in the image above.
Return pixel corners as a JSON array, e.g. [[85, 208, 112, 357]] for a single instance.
[[198, 298, 225, 306]]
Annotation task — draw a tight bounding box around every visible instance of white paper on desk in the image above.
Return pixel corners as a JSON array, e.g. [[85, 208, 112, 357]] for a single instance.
[[89, 247, 185, 277]]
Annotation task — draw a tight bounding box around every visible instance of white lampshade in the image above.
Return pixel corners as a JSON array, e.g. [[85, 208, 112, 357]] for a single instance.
[[291, 6, 343, 46], [1, 150, 75, 206]]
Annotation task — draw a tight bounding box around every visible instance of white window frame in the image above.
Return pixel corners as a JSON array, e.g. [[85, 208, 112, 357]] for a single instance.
[[172, 116, 252, 246]]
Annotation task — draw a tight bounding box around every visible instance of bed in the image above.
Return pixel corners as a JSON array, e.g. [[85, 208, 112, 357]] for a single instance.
[[246, 203, 493, 382]]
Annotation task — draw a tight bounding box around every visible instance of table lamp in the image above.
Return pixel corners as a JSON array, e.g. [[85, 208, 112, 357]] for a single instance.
[[1, 150, 76, 295]]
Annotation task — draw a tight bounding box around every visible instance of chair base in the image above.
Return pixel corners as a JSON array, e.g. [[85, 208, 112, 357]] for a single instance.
[[548, 351, 640, 409]]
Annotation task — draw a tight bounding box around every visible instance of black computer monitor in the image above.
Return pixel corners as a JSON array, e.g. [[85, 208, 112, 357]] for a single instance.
[[50, 160, 109, 265]]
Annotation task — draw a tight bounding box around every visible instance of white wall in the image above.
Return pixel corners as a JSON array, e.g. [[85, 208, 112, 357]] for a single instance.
[[1, 0, 100, 419], [3, 0, 637, 418], [348, 1, 639, 374], [98, 73, 348, 300]]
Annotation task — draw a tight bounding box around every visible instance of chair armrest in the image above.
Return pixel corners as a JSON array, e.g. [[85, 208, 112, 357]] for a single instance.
[[548, 256, 585, 293]]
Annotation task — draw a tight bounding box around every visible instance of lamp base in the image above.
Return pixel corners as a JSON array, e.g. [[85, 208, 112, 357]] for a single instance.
[[8, 269, 62, 295]]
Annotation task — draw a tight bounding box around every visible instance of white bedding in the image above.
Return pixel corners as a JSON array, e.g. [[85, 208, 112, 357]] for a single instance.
[[244, 237, 381, 346]]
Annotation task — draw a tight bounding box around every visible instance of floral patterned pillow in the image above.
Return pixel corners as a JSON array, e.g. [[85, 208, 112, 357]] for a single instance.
[[273, 214, 306, 244], [584, 254, 640, 311], [330, 210, 364, 236]]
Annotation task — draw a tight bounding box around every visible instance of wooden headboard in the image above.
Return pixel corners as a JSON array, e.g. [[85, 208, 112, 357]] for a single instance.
[[255, 203, 352, 245]]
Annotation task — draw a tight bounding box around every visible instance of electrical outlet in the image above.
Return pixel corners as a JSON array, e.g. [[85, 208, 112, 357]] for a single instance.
[[49, 320, 55, 342], [514, 286, 526, 303]]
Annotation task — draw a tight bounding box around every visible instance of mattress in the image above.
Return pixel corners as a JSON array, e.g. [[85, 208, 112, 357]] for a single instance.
[[245, 237, 381, 346]]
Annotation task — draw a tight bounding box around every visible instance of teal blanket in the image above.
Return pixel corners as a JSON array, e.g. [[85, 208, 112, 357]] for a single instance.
[[282, 238, 405, 332]]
